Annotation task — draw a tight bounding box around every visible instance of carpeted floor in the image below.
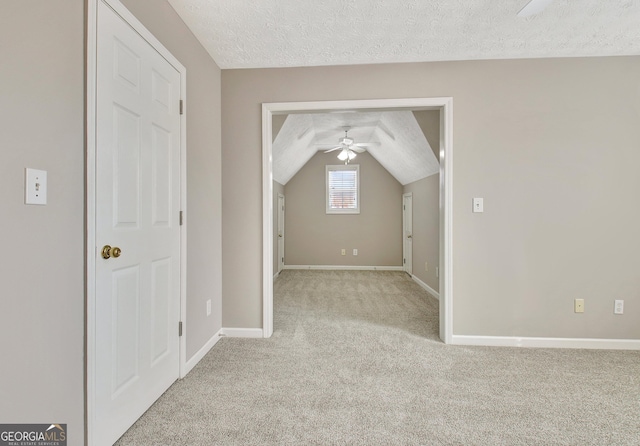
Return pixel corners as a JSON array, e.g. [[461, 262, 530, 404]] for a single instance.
[[116, 270, 640, 445]]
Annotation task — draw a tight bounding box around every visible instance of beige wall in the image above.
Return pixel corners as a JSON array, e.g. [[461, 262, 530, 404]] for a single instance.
[[273, 180, 284, 276], [120, 0, 223, 360], [221, 57, 640, 339], [404, 175, 440, 293], [0, 0, 222, 441], [284, 152, 402, 267], [0, 1, 85, 441]]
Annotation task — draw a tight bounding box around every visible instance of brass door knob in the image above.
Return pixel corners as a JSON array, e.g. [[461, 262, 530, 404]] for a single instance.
[[407, 235, 412, 239], [101, 245, 122, 259]]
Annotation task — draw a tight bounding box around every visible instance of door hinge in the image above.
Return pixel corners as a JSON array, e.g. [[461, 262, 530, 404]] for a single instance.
[[403, 205, 405, 210], [403, 258, 406, 264], [179, 211, 183, 226], [179, 99, 184, 115], [179, 321, 183, 337]]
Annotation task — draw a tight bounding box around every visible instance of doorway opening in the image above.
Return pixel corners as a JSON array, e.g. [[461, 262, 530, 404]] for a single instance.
[[262, 98, 453, 343]]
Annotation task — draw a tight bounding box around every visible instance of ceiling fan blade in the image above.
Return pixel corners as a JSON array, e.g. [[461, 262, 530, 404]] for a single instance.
[[354, 142, 379, 148], [323, 146, 342, 153], [517, 0, 553, 17], [351, 146, 367, 153]]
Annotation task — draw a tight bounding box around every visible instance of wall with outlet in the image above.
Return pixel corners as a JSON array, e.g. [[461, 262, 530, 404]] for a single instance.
[[403, 174, 440, 293], [223, 55, 640, 339], [283, 151, 402, 266]]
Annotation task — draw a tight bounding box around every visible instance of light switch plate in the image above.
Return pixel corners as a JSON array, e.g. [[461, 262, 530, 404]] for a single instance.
[[25, 168, 47, 205], [473, 197, 483, 213]]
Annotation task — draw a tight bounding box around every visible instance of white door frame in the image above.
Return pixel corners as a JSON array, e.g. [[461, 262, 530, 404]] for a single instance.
[[402, 192, 413, 275], [262, 98, 453, 343], [86, 0, 188, 443]]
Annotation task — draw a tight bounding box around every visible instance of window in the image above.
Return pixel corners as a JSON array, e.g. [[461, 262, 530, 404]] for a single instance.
[[326, 165, 360, 214]]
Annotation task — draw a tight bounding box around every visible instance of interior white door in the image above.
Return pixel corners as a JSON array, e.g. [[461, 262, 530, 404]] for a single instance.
[[277, 194, 285, 273], [403, 193, 413, 275], [94, 2, 181, 444]]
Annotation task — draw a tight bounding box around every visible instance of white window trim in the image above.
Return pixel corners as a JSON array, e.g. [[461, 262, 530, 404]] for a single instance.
[[326, 164, 360, 214]]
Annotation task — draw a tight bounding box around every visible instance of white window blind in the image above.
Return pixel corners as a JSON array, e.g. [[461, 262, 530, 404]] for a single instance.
[[326, 165, 360, 214]]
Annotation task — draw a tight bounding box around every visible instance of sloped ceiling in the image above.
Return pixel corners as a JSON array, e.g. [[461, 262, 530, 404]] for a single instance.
[[273, 111, 439, 186], [166, 0, 640, 69]]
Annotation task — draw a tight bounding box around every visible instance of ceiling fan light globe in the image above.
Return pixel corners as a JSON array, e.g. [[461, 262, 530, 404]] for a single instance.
[[348, 151, 357, 160], [337, 149, 349, 161]]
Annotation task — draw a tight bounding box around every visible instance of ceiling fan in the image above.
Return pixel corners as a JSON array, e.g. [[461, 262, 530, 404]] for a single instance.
[[323, 130, 372, 164]]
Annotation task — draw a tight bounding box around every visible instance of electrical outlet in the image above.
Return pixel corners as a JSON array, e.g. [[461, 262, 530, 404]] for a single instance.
[[614, 300, 624, 315], [574, 299, 585, 313], [206, 299, 211, 316], [341, 249, 346, 256], [425, 262, 428, 272], [353, 249, 358, 256]]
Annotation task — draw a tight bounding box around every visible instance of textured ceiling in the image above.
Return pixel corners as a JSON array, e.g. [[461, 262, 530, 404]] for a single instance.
[[166, 0, 640, 69], [272, 112, 439, 186]]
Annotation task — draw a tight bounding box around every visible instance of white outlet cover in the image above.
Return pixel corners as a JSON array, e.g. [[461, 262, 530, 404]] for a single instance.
[[614, 300, 624, 314], [25, 168, 47, 205]]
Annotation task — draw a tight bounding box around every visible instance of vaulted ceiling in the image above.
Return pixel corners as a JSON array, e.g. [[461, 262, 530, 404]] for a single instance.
[[272, 111, 440, 186], [166, 0, 640, 69]]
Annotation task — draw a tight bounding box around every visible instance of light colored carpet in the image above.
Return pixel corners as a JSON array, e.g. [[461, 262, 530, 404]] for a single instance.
[[116, 270, 640, 445]]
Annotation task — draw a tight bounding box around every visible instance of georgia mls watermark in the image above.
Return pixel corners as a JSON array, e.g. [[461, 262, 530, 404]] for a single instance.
[[0, 424, 66, 446]]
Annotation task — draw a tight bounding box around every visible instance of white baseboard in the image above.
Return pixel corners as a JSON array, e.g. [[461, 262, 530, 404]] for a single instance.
[[220, 327, 264, 338], [284, 265, 403, 271], [451, 335, 640, 350], [182, 328, 223, 377], [411, 275, 440, 300]]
